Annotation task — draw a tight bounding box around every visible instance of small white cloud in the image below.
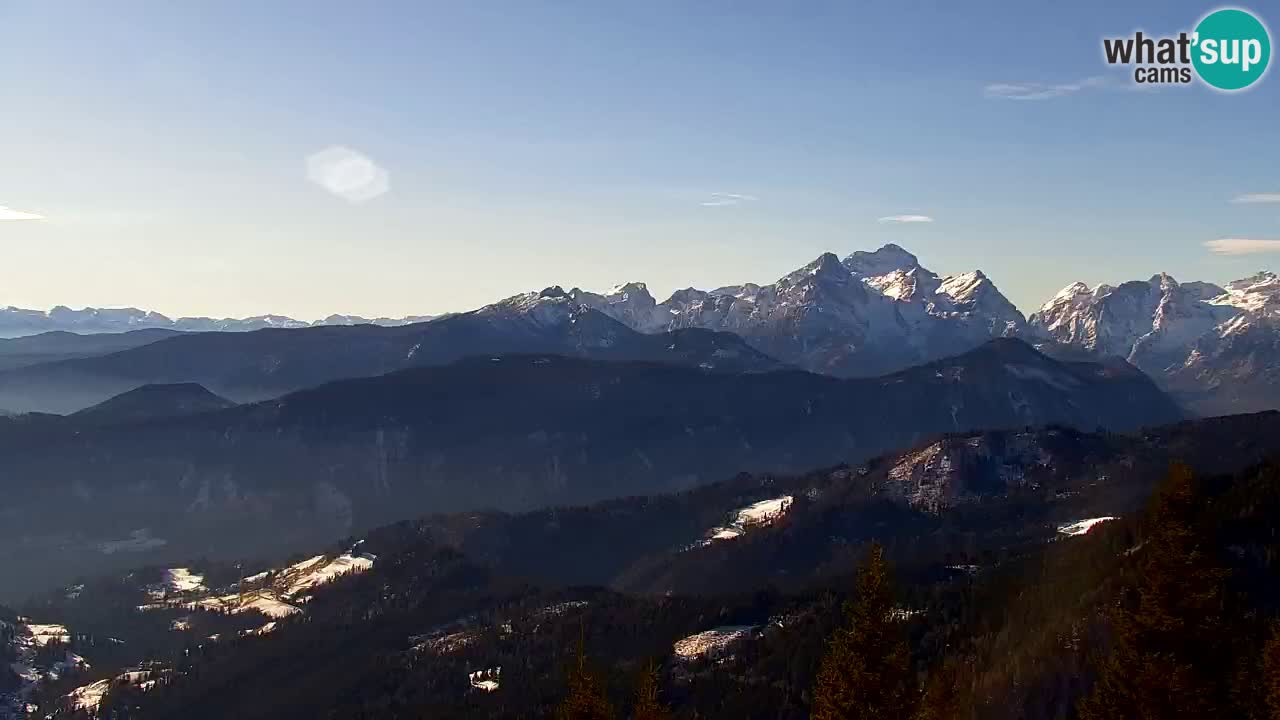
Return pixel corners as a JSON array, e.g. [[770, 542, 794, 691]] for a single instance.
[[877, 215, 934, 224], [1204, 238, 1280, 255], [700, 192, 758, 207], [0, 206, 44, 221], [1231, 193, 1280, 204], [306, 146, 389, 203], [984, 76, 1107, 100]]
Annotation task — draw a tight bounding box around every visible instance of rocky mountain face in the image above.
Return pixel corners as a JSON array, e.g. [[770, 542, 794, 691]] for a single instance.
[[569, 244, 1026, 377], [0, 339, 1179, 602], [0, 306, 438, 339], [1029, 271, 1280, 413]]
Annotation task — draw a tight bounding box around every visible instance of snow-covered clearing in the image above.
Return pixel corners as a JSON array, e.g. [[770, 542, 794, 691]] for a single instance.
[[65, 679, 112, 713], [469, 667, 501, 692], [161, 568, 206, 594], [26, 624, 70, 647]]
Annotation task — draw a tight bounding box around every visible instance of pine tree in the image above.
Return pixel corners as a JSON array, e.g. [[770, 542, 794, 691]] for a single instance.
[[557, 631, 615, 720], [632, 661, 670, 720], [811, 542, 915, 720], [1079, 464, 1234, 720]]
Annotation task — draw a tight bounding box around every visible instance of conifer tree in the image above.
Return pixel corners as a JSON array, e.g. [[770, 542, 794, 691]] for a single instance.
[[811, 542, 915, 720], [1079, 464, 1234, 720], [632, 661, 670, 720], [557, 630, 615, 720]]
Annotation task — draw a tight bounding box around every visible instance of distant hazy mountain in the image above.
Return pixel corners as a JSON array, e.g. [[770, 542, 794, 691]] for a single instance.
[[71, 383, 235, 425], [1029, 270, 1280, 414], [0, 328, 181, 371], [0, 305, 438, 339], [0, 339, 1178, 599], [0, 294, 783, 414]]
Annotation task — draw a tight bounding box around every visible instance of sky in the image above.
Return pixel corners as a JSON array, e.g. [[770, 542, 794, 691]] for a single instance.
[[1, 0, 1278, 319]]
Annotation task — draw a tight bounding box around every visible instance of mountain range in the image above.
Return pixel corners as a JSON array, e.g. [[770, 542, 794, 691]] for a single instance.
[[0, 298, 781, 415], [5, 244, 1272, 416], [0, 338, 1178, 602], [0, 306, 439, 339], [0, 329, 182, 371], [569, 244, 1024, 377]]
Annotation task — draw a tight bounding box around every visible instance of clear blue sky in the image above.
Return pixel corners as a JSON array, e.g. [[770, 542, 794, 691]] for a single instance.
[[1, 0, 1277, 319]]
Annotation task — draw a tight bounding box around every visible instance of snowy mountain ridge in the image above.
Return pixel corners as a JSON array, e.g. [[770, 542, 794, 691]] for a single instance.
[[0, 306, 438, 339], [503, 246, 1274, 411], [553, 244, 1027, 377]]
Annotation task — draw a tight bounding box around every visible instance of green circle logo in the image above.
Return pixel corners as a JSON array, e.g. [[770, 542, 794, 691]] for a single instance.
[[1193, 8, 1271, 90]]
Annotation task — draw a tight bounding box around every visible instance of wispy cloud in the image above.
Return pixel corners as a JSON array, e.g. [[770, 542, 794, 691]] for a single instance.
[[700, 192, 758, 207], [0, 206, 44, 221], [1204, 238, 1280, 255], [1231, 193, 1280, 204], [983, 76, 1107, 100], [877, 214, 934, 224]]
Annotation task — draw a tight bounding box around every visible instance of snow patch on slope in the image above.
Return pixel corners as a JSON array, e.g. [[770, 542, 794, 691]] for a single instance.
[[1057, 517, 1117, 536], [673, 626, 758, 660], [701, 496, 793, 544], [138, 549, 376, 622], [281, 553, 375, 597]]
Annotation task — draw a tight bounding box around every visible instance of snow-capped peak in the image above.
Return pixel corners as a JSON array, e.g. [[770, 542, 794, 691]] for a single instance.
[[938, 270, 991, 304], [569, 282, 666, 332], [797, 252, 852, 281], [605, 281, 651, 299], [1144, 272, 1182, 295], [1225, 270, 1278, 293], [1042, 281, 1112, 312], [842, 243, 921, 278], [1211, 271, 1280, 315], [477, 287, 582, 328]]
